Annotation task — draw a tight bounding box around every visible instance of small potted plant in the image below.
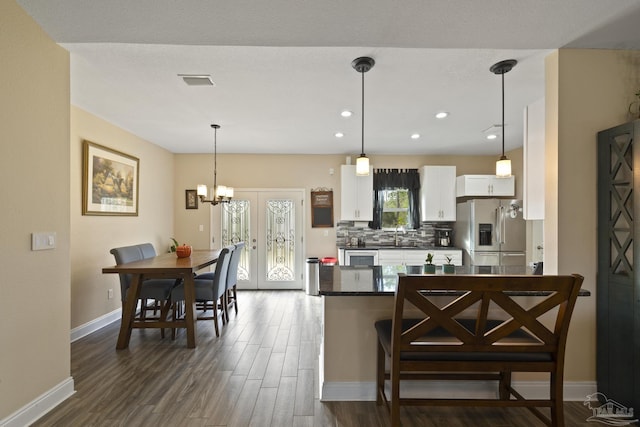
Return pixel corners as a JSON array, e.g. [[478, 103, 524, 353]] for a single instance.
[[169, 237, 179, 253], [442, 255, 455, 274], [424, 253, 436, 274]]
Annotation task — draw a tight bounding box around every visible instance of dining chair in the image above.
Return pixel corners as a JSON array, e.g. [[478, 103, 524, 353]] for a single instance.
[[224, 242, 244, 321], [195, 243, 242, 322], [109, 243, 179, 337], [171, 245, 233, 337]]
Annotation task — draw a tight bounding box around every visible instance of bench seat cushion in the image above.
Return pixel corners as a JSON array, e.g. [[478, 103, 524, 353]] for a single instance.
[[375, 318, 551, 362]]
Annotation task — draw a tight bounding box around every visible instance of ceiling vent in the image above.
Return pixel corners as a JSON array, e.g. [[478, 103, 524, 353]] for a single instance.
[[178, 74, 215, 86]]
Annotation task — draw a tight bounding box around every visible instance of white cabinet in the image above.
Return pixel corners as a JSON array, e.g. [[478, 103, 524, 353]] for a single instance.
[[420, 166, 456, 221], [523, 98, 545, 219], [378, 249, 462, 266], [339, 268, 374, 291], [456, 175, 515, 197], [340, 165, 373, 221], [378, 249, 405, 266]]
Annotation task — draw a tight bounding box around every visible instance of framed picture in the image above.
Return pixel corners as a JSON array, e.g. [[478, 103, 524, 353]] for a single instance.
[[82, 140, 139, 216], [185, 189, 198, 209]]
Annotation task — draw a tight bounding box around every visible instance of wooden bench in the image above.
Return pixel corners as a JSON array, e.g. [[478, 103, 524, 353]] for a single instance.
[[375, 273, 584, 427]]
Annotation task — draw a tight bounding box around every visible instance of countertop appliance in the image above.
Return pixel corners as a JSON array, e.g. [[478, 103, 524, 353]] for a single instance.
[[435, 227, 453, 247], [454, 199, 526, 267]]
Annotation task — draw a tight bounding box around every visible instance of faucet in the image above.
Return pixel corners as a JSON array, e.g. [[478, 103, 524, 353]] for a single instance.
[[394, 226, 402, 246]]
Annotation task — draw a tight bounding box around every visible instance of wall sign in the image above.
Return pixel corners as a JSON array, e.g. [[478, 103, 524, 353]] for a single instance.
[[311, 189, 333, 228]]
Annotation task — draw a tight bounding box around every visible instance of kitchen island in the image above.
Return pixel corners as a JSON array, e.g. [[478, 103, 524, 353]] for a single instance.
[[317, 265, 589, 401]]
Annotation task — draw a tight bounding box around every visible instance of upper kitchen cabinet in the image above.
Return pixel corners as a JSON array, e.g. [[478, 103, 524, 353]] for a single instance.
[[340, 165, 373, 221], [523, 98, 545, 220], [420, 166, 456, 221], [456, 174, 514, 197]]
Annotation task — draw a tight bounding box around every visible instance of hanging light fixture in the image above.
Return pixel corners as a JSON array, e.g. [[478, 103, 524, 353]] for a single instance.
[[197, 124, 233, 205], [490, 59, 517, 178], [352, 56, 375, 176]]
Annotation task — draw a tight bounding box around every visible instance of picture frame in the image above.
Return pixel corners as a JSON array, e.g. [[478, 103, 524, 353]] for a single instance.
[[185, 189, 198, 209], [82, 140, 139, 216]]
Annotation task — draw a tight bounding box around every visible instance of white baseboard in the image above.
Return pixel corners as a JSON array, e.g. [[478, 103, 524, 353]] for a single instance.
[[70, 308, 121, 343], [320, 380, 597, 402], [0, 377, 75, 427]]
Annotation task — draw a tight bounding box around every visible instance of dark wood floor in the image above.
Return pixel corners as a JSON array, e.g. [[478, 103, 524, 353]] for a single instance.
[[34, 291, 595, 426]]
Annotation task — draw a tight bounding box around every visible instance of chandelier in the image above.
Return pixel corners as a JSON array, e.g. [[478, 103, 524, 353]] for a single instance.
[[197, 124, 233, 205]]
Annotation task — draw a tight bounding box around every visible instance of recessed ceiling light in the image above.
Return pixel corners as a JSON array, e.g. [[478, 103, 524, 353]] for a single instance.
[[411, 133, 420, 140], [486, 134, 498, 140], [178, 74, 215, 86], [341, 110, 353, 118], [435, 112, 449, 119], [335, 132, 344, 138]]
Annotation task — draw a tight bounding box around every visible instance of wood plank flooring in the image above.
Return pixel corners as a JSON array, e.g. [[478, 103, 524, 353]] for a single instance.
[[34, 291, 596, 426]]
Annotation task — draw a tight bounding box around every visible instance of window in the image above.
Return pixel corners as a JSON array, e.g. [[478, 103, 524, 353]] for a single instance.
[[381, 189, 411, 228], [371, 169, 420, 230]]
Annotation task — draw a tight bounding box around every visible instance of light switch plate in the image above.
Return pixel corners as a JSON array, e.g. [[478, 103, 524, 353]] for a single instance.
[[32, 232, 56, 250]]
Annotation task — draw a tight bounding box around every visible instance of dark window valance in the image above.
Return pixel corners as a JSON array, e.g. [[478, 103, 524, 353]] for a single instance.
[[373, 168, 420, 190]]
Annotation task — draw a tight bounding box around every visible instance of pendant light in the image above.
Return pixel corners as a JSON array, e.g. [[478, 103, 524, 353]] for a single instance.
[[490, 59, 517, 178], [197, 124, 233, 206], [352, 57, 375, 176]]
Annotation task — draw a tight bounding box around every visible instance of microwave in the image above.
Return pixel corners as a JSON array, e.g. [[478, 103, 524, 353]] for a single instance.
[[344, 250, 379, 266]]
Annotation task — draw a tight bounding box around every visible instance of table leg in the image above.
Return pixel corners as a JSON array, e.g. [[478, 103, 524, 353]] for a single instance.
[[116, 274, 143, 349], [183, 274, 197, 348]]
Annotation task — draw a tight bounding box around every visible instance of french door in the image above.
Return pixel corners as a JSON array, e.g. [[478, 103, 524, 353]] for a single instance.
[[213, 189, 304, 290]]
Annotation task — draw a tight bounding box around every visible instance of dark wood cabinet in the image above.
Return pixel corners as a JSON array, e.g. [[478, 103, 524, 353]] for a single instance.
[[597, 119, 640, 411]]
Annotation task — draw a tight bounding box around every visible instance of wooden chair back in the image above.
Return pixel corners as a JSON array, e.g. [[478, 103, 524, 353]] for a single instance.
[[392, 274, 584, 359]]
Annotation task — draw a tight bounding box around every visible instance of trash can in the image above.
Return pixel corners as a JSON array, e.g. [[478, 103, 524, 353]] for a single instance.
[[305, 257, 320, 296]]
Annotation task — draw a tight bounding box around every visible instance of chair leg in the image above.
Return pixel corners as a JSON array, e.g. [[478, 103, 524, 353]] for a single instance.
[[212, 302, 220, 337], [223, 291, 230, 323], [376, 340, 385, 405], [232, 285, 238, 314], [550, 370, 564, 427], [390, 358, 400, 427], [499, 371, 512, 400], [170, 302, 178, 340], [220, 296, 227, 325], [140, 298, 147, 320], [159, 300, 171, 339]]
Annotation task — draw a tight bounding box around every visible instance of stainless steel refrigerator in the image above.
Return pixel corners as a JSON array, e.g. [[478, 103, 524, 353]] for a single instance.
[[454, 199, 526, 266]]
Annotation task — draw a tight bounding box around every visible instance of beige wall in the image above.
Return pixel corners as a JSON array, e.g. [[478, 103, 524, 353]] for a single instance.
[[0, 0, 71, 418], [70, 107, 175, 328], [174, 152, 506, 259], [545, 49, 640, 382]]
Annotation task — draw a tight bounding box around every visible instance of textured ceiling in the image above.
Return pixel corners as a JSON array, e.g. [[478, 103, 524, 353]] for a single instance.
[[16, 0, 640, 155]]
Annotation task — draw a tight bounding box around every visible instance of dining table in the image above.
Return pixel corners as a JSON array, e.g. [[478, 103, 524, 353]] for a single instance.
[[102, 249, 221, 349]]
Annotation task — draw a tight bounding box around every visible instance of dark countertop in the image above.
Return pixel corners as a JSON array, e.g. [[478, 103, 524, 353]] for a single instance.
[[318, 265, 591, 297], [338, 246, 462, 250]]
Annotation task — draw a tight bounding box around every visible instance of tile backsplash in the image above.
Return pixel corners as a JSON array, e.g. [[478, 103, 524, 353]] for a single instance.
[[336, 221, 454, 247]]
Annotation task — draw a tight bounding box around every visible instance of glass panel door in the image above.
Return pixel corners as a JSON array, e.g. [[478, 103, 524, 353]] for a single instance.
[[221, 198, 251, 282], [258, 191, 303, 289], [219, 189, 303, 290]]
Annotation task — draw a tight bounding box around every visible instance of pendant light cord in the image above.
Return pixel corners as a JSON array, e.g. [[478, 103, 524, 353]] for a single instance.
[[361, 70, 365, 156], [213, 124, 218, 194], [501, 71, 505, 158]]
